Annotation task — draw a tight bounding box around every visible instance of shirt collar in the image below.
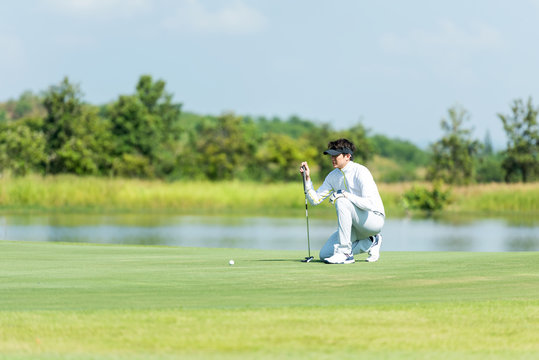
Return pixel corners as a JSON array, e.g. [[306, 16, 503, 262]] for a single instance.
[[341, 161, 354, 173]]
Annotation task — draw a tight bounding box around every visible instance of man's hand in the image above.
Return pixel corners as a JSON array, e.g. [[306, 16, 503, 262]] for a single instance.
[[329, 189, 345, 205], [300, 162, 310, 181]]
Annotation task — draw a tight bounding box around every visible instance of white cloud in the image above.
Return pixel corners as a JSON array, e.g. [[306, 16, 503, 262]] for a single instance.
[[162, 0, 267, 35], [41, 0, 151, 18], [380, 20, 504, 56]]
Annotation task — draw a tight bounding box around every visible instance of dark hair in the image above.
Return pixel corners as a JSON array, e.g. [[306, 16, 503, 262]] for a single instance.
[[327, 138, 356, 160]]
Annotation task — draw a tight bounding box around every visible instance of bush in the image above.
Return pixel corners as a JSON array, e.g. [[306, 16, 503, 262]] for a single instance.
[[402, 181, 452, 213]]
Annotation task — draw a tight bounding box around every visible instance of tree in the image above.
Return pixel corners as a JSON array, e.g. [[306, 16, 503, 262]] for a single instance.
[[42, 77, 83, 155], [54, 106, 114, 175], [108, 75, 182, 178], [483, 130, 494, 156], [426, 105, 481, 185], [498, 97, 539, 182], [193, 113, 257, 180], [0, 91, 44, 121], [42, 77, 113, 175], [0, 118, 47, 175], [254, 133, 318, 182], [475, 131, 504, 183]]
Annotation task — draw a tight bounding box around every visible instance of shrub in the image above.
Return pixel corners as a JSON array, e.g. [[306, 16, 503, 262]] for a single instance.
[[402, 181, 452, 213]]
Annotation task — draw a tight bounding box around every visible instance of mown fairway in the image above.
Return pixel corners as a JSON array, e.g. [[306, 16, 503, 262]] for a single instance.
[[1, 241, 538, 359]]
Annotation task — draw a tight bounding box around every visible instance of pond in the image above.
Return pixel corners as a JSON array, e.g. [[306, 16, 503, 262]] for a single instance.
[[1, 213, 538, 252]]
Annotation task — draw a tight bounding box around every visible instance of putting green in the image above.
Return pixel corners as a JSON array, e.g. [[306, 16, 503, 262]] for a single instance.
[[1, 241, 538, 359]]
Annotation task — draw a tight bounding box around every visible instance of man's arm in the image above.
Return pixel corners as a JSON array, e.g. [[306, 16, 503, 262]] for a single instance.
[[341, 191, 378, 212], [300, 161, 333, 205], [305, 178, 333, 205]]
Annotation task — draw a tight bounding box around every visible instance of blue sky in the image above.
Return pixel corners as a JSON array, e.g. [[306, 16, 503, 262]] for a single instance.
[[1, 0, 538, 148]]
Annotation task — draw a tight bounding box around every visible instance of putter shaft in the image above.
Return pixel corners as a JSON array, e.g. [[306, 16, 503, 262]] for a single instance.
[[301, 166, 311, 259]]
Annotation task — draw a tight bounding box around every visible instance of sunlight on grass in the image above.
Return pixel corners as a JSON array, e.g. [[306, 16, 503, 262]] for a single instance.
[[1, 241, 538, 359], [0, 175, 538, 216], [2, 302, 538, 359]]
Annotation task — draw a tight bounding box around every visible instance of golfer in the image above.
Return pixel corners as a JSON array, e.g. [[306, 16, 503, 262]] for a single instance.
[[300, 138, 385, 264]]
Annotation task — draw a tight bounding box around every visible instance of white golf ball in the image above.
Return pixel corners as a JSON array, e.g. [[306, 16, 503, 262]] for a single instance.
[[229, 259, 235, 265]]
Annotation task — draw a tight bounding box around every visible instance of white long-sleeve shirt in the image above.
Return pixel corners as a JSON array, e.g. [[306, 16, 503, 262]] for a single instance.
[[305, 161, 385, 215]]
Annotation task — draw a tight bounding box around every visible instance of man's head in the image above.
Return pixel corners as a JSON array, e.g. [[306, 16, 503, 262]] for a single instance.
[[324, 138, 355, 169]]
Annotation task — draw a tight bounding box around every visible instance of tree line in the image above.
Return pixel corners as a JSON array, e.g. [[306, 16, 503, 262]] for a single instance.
[[0, 75, 537, 184]]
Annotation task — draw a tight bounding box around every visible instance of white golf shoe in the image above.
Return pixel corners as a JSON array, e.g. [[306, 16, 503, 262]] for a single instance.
[[366, 234, 382, 262], [324, 252, 355, 264]]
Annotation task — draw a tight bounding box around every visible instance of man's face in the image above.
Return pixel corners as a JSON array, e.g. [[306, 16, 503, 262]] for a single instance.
[[331, 153, 350, 169]]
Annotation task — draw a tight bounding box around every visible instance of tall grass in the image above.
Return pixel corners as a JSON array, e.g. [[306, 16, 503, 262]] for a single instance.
[[448, 182, 539, 213], [0, 175, 311, 214], [0, 174, 537, 216]]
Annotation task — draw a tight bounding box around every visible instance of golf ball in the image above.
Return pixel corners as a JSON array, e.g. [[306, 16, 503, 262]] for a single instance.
[[229, 259, 235, 265]]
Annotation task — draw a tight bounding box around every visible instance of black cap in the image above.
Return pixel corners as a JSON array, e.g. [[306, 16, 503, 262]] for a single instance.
[[323, 147, 353, 156]]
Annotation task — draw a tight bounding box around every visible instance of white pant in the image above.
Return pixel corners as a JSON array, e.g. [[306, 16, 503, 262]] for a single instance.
[[319, 198, 384, 260]]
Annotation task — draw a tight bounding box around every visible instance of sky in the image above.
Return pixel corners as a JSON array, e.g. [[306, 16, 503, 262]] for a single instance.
[[1, 0, 539, 148]]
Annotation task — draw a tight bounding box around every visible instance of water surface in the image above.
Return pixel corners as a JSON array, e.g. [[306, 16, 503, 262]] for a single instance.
[[1, 213, 537, 252]]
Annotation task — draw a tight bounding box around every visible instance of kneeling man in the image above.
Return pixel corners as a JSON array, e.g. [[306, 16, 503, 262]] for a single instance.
[[300, 138, 385, 264]]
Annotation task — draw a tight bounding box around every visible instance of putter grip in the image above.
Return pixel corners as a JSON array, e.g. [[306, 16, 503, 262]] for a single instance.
[[301, 165, 307, 193]]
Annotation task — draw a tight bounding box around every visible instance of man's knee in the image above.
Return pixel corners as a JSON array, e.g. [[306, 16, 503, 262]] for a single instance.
[[334, 197, 353, 212], [320, 232, 339, 260]]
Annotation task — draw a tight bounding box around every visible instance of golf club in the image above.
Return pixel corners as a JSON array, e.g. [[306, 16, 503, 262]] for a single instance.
[[300, 165, 314, 262]]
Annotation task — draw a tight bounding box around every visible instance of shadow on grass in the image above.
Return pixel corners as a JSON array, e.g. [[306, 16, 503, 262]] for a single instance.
[[256, 259, 324, 263]]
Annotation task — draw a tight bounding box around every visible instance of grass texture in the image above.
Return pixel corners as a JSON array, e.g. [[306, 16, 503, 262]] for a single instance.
[[0, 175, 538, 216], [1, 241, 538, 359]]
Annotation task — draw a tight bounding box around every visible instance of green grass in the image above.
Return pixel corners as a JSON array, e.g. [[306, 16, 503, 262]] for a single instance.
[[1, 175, 538, 217], [1, 241, 538, 359], [0, 175, 315, 215], [448, 182, 539, 214]]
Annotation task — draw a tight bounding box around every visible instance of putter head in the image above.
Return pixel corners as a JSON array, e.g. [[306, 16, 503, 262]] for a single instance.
[[301, 256, 314, 263]]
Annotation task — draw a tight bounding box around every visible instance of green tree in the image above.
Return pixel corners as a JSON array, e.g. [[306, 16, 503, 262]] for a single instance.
[[193, 113, 257, 180], [0, 91, 45, 122], [108, 75, 182, 178], [370, 134, 429, 166], [254, 133, 318, 182], [13, 91, 45, 119], [475, 153, 504, 183], [302, 123, 333, 177], [109, 95, 152, 156], [483, 131, 494, 156], [498, 97, 539, 182], [427, 105, 481, 185], [475, 131, 504, 183], [0, 118, 47, 175], [252, 115, 318, 139], [42, 77, 113, 175], [43, 78, 83, 152], [55, 106, 114, 175]]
